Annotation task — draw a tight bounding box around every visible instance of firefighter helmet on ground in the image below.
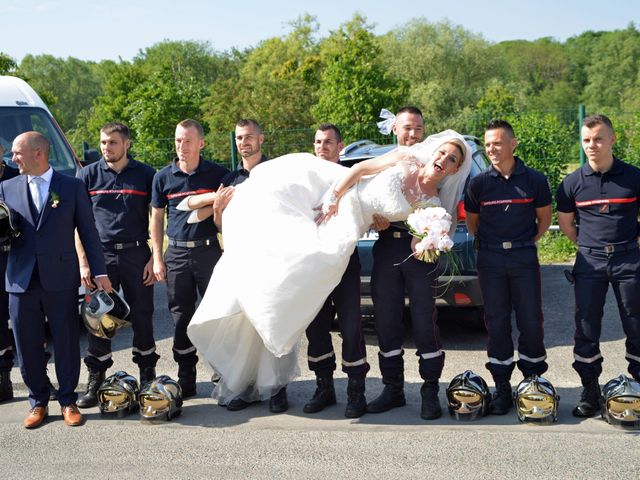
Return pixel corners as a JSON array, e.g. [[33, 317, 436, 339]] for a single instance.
[[446, 370, 491, 421], [139, 375, 183, 421], [514, 375, 559, 424], [602, 374, 640, 429], [97, 371, 139, 415]]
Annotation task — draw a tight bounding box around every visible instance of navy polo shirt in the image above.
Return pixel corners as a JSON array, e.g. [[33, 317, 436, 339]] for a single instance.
[[465, 157, 551, 244], [556, 158, 640, 247], [221, 154, 267, 187], [77, 156, 156, 244], [151, 157, 229, 241]]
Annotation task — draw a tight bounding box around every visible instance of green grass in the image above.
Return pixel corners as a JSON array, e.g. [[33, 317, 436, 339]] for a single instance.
[[538, 231, 577, 264]]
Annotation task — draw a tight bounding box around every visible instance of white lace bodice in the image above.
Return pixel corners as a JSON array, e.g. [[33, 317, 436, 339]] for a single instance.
[[356, 160, 440, 227]]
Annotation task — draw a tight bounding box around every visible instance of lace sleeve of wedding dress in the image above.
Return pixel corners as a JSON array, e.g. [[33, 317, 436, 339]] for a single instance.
[[396, 158, 441, 208]]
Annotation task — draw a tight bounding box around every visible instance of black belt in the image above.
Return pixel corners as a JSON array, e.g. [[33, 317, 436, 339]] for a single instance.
[[380, 228, 412, 240], [479, 240, 535, 250], [579, 242, 639, 255], [105, 240, 144, 251], [167, 238, 216, 248]]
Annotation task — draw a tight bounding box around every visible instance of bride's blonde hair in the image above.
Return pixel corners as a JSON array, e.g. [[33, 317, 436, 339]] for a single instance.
[[442, 139, 467, 166]]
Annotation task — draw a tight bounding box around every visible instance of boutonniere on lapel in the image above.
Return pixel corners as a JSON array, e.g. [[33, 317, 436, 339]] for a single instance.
[[50, 191, 60, 209]]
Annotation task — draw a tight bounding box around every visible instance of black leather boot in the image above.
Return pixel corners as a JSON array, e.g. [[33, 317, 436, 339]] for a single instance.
[[77, 370, 105, 408], [572, 377, 602, 417], [366, 374, 406, 413], [0, 371, 13, 402], [420, 379, 442, 420], [178, 365, 197, 398], [269, 386, 288, 413], [303, 375, 336, 414], [489, 381, 513, 415], [139, 366, 156, 389], [344, 377, 367, 418]]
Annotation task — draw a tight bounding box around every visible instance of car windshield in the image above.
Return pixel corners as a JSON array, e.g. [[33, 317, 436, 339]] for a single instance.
[[0, 106, 78, 176]]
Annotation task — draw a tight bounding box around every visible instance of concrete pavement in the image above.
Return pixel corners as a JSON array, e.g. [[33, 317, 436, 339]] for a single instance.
[[1, 265, 638, 479]]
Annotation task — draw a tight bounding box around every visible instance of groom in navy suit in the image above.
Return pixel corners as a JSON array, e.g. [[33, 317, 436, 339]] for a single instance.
[[0, 131, 111, 428]]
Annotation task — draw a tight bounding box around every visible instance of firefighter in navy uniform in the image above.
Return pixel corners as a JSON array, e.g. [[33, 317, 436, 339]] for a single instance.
[[557, 114, 640, 417], [367, 107, 448, 420], [0, 145, 18, 402], [464, 119, 552, 415], [151, 119, 229, 398], [75, 123, 159, 408], [303, 124, 369, 419], [179, 119, 291, 412]]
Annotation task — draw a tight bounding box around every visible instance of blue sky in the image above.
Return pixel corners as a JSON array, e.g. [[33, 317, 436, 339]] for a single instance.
[[2, 0, 638, 62]]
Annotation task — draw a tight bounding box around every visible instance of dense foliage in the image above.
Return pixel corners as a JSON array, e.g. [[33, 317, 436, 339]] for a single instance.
[[3, 16, 640, 185]]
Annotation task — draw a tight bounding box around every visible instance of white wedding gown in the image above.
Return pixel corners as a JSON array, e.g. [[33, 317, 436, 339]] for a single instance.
[[187, 153, 435, 403]]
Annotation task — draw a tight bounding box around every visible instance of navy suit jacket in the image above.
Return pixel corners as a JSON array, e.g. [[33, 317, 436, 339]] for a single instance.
[[0, 170, 106, 293]]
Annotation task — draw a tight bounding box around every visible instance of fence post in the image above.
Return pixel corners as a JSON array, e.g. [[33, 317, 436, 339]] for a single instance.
[[578, 104, 586, 166], [229, 131, 237, 170]]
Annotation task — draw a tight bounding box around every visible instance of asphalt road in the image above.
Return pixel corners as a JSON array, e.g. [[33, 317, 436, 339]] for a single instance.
[[1, 265, 639, 479]]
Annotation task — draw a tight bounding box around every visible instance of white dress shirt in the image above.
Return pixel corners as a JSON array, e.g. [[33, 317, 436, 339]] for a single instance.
[[28, 166, 53, 212]]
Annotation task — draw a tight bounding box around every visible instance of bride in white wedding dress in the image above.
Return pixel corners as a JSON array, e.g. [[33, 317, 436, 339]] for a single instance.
[[185, 130, 472, 404]]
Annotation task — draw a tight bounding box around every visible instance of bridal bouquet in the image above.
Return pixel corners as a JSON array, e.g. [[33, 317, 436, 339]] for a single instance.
[[405, 206, 454, 263]]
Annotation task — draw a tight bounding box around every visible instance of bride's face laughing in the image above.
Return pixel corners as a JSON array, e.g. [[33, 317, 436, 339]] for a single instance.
[[429, 142, 462, 179]]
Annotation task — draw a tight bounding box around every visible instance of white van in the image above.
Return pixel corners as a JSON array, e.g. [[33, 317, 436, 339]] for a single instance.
[[0, 75, 81, 175]]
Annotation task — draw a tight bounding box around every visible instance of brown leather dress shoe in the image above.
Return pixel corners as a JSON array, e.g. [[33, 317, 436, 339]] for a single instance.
[[24, 405, 48, 429], [61, 404, 84, 426]]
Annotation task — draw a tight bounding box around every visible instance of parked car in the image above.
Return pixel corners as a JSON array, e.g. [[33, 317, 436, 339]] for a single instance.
[[0, 75, 83, 175], [340, 137, 488, 327]]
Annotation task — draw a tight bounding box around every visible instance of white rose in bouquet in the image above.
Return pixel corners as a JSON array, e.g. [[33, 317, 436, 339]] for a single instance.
[[405, 206, 454, 263]]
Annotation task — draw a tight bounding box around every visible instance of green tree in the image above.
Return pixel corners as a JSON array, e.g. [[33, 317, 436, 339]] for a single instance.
[[81, 41, 231, 164], [312, 15, 407, 140], [127, 69, 208, 167], [0, 52, 17, 75], [134, 40, 232, 85], [583, 25, 640, 111], [69, 61, 144, 150], [492, 38, 569, 99], [18, 55, 107, 131], [508, 112, 575, 196], [476, 80, 518, 117], [564, 30, 605, 97], [379, 19, 497, 130], [202, 15, 322, 159]]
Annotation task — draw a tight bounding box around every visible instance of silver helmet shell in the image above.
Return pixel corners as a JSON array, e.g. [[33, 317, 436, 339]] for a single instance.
[[446, 370, 491, 421], [97, 371, 140, 416], [81, 289, 130, 339], [139, 375, 183, 421], [602, 375, 640, 429], [514, 375, 559, 424]]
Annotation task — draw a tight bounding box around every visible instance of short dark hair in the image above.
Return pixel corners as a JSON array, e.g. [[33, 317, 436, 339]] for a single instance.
[[100, 122, 130, 140], [485, 119, 515, 138], [236, 119, 263, 135], [583, 114, 614, 133], [396, 106, 423, 118], [316, 123, 342, 142], [178, 119, 205, 138]]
